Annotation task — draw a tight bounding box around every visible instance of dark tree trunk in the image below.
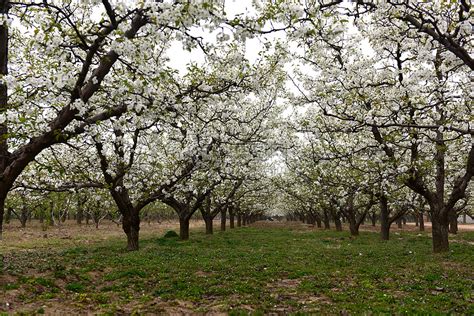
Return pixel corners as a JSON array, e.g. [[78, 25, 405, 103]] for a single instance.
[[323, 211, 330, 229], [346, 205, 360, 236], [76, 208, 84, 225], [371, 213, 376, 226], [448, 212, 458, 234], [122, 211, 140, 251], [237, 214, 242, 227], [415, 213, 419, 226], [85, 212, 90, 225], [462, 213, 466, 224], [348, 220, 359, 236], [20, 209, 28, 228], [0, 1, 9, 240], [396, 218, 402, 229], [243, 215, 247, 226], [203, 215, 213, 235], [419, 212, 425, 231], [380, 196, 390, 241], [179, 216, 190, 240], [334, 217, 342, 232], [402, 217, 406, 225], [229, 208, 235, 229], [315, 216, 322, 228], [220, 208, 226, 231]]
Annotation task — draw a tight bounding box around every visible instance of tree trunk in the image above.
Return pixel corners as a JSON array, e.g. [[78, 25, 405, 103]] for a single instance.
[[229, 208, 235, 229], [20, 210, 28, 228], [323, 211, 330, 229], [462, 213, 466, 224], [203, 215, 213, 235], [419, 212, 425, 231], [179, 216, 190, 240], [348, 220, 359, 236], [449, 212, 458, 234], [315, 216, 322, 228], [243, 215, 247, 226], [76, 208, 83, 225], [396, 218, 402, 228], [0, 1, 9, 241], [237, 214, 242, 227], [371, 213, 376, 227], [414, 213, 419, 226], [122, 211, 140, 251], [380, 196, 390, 241], [334, 215, 342, 231], [220, 208, 226, 231], [431, 210, 449, 253]]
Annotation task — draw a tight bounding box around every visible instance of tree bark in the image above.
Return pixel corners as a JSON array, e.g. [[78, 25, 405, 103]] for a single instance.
[[315, 216, 322, 228], [419, 212, 425, 231], [0, 1, 9, 239], [237, 214, 242, 227], [179, 216, 190, 240], [431, 212, 449, 253], [371, 213, 376, 226], [122, 211, 140, 251], [203, 214, 213, 235], [76, 207, 83, 225], [229, 208, 235, 229], [380, 195, 390, 241], [449, 212, 458, 234], [348, 220, 359, 236], [396, 218, 402, 229], [20, 208, 28, 228], [220, 208, 226, 231], [323, 211, 330, 229]]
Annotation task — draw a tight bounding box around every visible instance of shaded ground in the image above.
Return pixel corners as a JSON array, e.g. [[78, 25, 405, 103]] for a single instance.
[[0, 220, 204, 252], [1, 221, 473, 314]]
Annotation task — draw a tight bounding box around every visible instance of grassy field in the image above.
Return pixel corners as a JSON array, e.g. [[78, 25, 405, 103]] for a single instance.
[[1, 222, 473, 314]]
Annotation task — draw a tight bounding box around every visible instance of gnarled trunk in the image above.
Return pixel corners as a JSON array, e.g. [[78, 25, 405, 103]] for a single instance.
[[122, 210, 140, 251]]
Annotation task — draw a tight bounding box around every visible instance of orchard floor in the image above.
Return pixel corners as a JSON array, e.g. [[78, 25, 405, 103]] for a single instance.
[[1, 221, 473, 314]]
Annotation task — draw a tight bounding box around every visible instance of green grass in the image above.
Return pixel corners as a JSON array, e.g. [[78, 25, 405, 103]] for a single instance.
[[1, 226, 473, 314]]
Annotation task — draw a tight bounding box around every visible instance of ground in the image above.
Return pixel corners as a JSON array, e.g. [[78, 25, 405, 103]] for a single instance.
[[1, 220, 473, 314]]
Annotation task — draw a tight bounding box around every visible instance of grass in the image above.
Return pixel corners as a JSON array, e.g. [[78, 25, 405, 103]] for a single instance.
[[1, 223, 473, 314]]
